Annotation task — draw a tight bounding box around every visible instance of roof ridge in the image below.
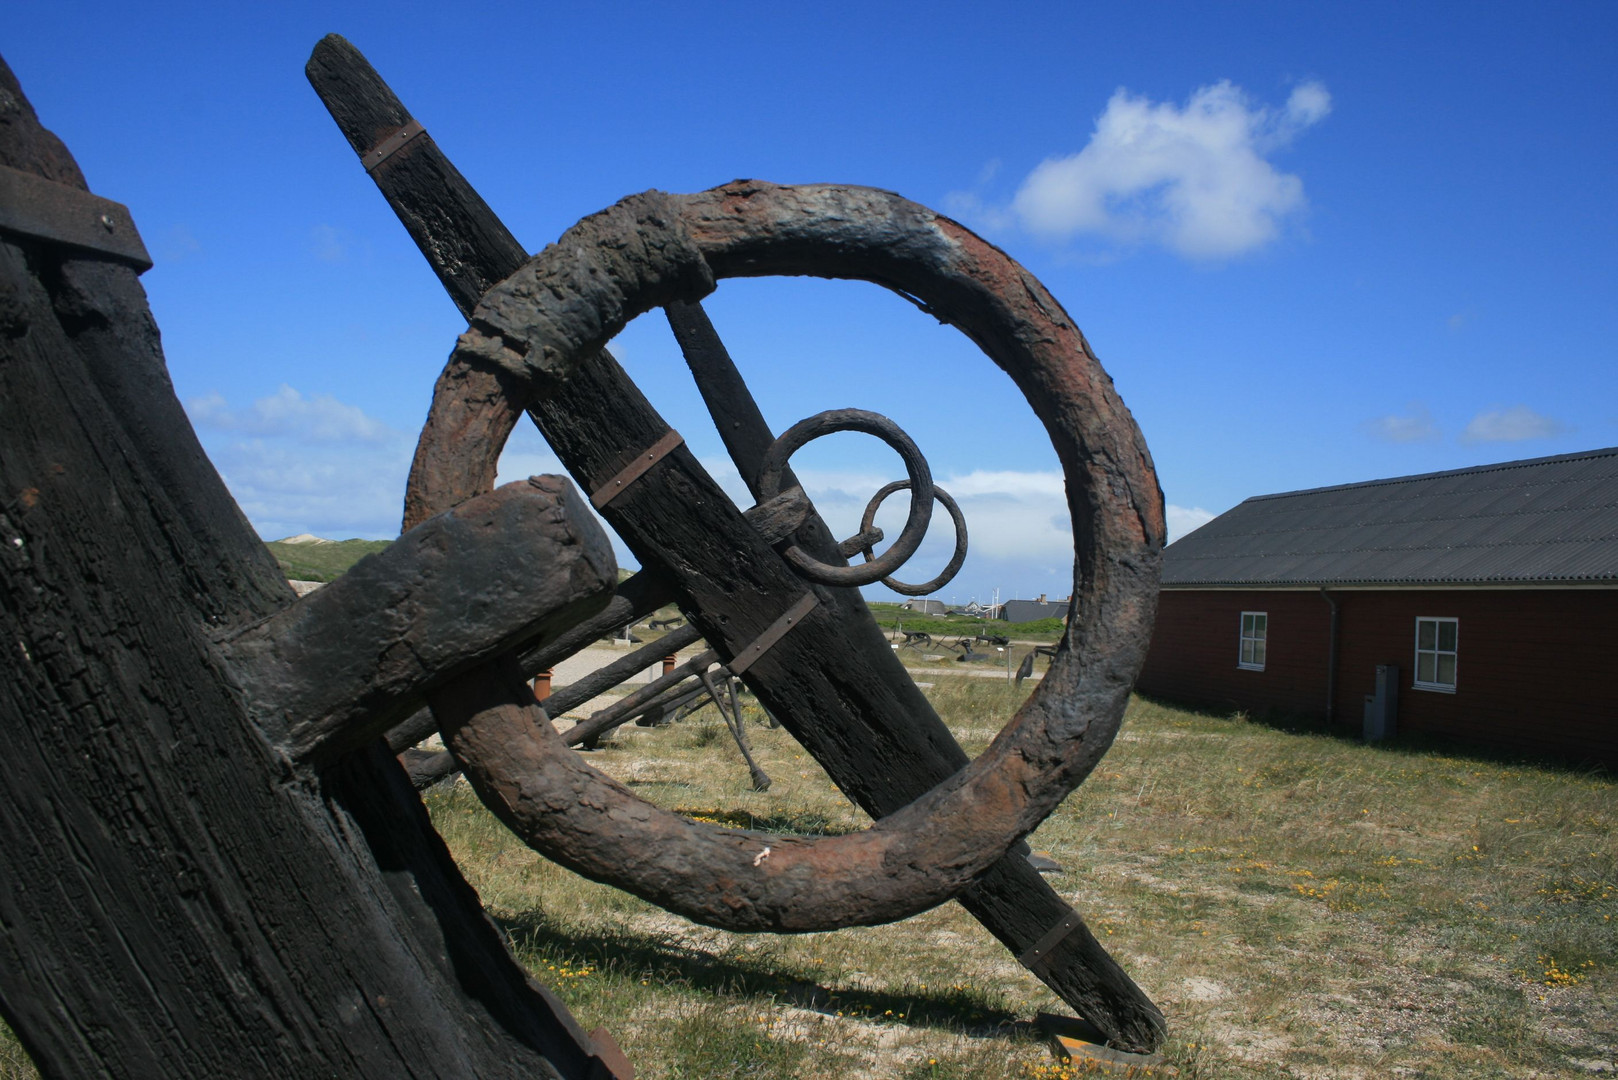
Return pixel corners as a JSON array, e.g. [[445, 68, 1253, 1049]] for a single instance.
[[1178, 534, 1618, 556], [1242, 445, 1618, 504], [1196, 502, 1618, 534]]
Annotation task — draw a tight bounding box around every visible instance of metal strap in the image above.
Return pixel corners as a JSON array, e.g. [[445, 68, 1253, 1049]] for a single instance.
[[585, 1026, 634, 1080], [729, 593, 818, 676], [590, 430, 684, 509], [1018, 911, 1083, 972], [361, 119, 425, 172], [0, 165, 152, 272]]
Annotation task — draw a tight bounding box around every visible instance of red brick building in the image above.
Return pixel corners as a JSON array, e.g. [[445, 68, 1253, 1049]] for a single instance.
[[1136, 448, 1618, 766]]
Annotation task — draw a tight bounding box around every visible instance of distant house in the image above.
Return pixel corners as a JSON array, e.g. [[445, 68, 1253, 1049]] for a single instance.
[[900, 598, 949, 615], [1135, 447, 1618, 766], [1001, 595, 1071, 624]]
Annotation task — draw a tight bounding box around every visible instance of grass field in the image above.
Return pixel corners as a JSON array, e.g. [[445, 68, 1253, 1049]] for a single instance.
[[2, 687, 1612, 1078], [439, 683, 1615, 1079]]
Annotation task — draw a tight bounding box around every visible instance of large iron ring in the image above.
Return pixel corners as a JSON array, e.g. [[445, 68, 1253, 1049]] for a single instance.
[[756, 408, 934, 588], [407, 181, 1165, 933]]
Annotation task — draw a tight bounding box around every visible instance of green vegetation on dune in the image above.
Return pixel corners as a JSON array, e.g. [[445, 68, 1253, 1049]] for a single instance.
[[867, 602, 1066, 643], [263, 538, 392, 583]]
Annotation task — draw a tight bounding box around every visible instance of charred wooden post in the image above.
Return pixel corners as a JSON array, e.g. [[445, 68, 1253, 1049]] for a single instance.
[[518, 570, 675, 679], [659, 682, 714, 724], [0, 54, 623, 1079]]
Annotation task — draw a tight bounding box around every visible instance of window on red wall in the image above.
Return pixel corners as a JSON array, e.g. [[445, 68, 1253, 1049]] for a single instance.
[[1239, 611, 1267, 670], [1414, 617, 1458, 692]]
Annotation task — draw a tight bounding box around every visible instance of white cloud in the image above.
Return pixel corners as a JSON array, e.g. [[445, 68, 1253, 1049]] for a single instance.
[[708, 464, 1217, 562], [937, 469, 1064, 500], [840, 469, 1072, 565], [642, 459, 1224, 599], [157, 223, 202, 263], [1364, 404, 1441, 443], [1460, 405, 1568, 443], [188, 385, 395, 444], [994, 79, 1329, 259], [310, 224, 346, 263], [185, 386, 411, 539], [208, 436, 412, 541], [1166, 504, 1216, 543]]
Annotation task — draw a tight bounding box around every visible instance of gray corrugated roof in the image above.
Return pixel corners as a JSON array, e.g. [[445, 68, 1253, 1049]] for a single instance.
[[1162, 447, 1618, 587]]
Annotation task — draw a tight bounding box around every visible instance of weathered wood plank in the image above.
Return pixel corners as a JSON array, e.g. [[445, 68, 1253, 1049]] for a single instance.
[[541, 624, 704, 725], [224, 477, 617, 767], [562, 649, 719, 747]]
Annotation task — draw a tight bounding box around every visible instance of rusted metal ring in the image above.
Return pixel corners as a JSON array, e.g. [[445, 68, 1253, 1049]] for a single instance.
[[408, 181, 1165, 935], [755, 408, 935, 587], [857, 480, 968, 597]]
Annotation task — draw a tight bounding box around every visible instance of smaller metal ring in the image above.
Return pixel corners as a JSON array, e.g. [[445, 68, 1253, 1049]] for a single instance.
[[858, 481, 968, 597], [757, 408, 933, 588]]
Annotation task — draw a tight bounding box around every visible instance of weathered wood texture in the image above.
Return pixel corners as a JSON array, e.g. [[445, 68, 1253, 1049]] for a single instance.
[[386, 569, 679, 755], [518, 570, 674, 677], [520, 307, 1164, 1046], [0, 56, 609, 1078], [303, 35, 525, 317], [307, 35, 1165, 1050], [226, 476, 615, 766], [401, 747, 458, 789]]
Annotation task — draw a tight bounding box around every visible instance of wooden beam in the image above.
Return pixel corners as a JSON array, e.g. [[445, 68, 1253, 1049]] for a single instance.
[[223, 477, 616, 767]]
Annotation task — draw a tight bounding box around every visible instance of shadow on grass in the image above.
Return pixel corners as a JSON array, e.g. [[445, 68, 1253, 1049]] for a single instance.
[[1134, 691, 1345, 741], [1133, 692, 1613, 780], [496, 910, 1034, 1039], [1378, 731, 1613, 779], [669, 807, 859, 836]]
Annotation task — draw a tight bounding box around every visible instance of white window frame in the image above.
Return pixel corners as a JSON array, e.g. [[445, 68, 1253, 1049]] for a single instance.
[[1238, 611, 1267, 671], [1413, 616, 1458, 693]]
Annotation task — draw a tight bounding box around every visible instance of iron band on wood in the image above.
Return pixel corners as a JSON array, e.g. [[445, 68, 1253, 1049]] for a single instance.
[[1019, 911, 1083, 972], [590, 429, 684, 509], [727, 592, 819, 676], [0, 164, 152, 272], [361, 119, 424, 172]]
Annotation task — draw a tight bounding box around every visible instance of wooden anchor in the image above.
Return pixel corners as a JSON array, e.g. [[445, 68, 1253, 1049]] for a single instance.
[[306, 34, 1165, 1052]]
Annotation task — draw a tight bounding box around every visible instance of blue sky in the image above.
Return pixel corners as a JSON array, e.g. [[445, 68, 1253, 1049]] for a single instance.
[[9, 2, 1616, 605]]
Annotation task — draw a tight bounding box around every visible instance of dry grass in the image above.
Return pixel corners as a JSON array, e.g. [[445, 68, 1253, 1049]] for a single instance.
[[2, 682, 1612, 1078], [0, 1025, 30, 1080], [428, 682, 1617, 1078]]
